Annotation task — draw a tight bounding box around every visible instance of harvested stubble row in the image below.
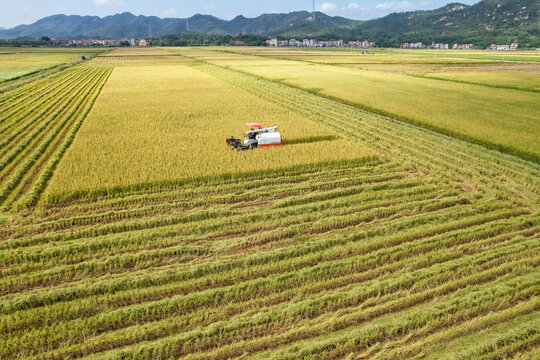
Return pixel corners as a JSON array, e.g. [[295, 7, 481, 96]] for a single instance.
[[1, 155, 539, 359], [0, 52, 539, 360], [0, 67, 112, 209]]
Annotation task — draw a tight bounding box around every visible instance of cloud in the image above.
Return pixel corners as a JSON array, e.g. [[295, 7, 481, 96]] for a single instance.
[[376, 2, 394, 10], [161, 8, 178, 17], [94, 0, 125, 5], [346, 3, 360, 10], [376, 1, 413, 11], [317, 2, 337, 12]]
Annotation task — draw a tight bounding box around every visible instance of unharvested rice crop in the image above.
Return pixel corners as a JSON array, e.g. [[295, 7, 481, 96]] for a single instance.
[[0, 48, 538, 360], [182, 47, 540, 160], [45, 63, 370, 195]]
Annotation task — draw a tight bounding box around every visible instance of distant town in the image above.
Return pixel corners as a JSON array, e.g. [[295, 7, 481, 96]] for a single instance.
[[49, 37, 521, 51], [52, 38, 145, 47], [402, 42, 520, 51], [265, 39, 375, 48]]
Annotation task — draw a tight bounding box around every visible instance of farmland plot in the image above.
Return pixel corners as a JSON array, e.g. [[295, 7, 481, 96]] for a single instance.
[[0, 48, 104, 83], [45, 63, 369, 195], [0, 48, 538, 360], [188, 47, 540, 160]]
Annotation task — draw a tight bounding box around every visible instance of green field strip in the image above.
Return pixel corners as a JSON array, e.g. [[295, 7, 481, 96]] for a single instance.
[[40, 160, 386, 203], [378, 305, 539, 359], [41, 156, 382, 205], [4, 218, 534, 339], [0, 204, 530, 318], [1, 217, 533, 357], [0, 187, 453, 282], [10, 259, 537, 359], [5, 236, 537, 359], [77, 266, 538, 360], [2, 175, 428, 244], [0, 183, 442, 273], [238, 274, 539, 360], [0, 189, 460, 279], [23, 169, 413, 232], [0, 191, 472, 295], [37, 161, 396, 216]]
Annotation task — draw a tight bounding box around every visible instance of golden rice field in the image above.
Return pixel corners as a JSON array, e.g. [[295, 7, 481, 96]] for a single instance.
[[0, 47, 539, 360], [172, 47, 540, 160], [0, 48, 104, 83], [46, 63, 368, 194]]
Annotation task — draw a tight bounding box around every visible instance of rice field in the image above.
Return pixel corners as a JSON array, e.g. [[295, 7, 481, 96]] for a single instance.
[[0, 48, 104, 83], [45, 63, 369, 194], [0, 47, 539, 359], [175, 47, 540, 161]]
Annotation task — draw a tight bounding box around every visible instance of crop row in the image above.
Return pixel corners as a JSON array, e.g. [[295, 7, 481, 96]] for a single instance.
[[0, 67, 112, 209], [1, 184, 470, 295], [2, 215, 534, 334], [2, 228, 537, 358]]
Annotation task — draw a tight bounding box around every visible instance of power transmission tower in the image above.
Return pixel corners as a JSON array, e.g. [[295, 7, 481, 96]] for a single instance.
[[312, 0, 315, 13], [186, 18, 190, 32]]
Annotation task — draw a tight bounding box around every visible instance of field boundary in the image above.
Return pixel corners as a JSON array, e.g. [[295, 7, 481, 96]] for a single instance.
[[408, 73, 540, 93]]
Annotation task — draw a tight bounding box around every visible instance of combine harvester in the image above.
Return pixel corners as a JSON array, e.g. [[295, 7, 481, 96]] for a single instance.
[[226, 123, 283, 150]]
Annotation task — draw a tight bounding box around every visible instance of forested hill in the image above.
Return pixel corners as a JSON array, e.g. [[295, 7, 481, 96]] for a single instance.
[[347, 0, 540, 48], [1, 0, 538, 48], [0, 11, 358, 40]]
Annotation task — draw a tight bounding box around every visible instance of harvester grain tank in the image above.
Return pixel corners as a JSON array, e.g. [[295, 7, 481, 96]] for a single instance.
[[226, 123, 283, 150]]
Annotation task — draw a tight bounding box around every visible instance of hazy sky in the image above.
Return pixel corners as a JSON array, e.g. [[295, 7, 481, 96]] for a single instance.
[[1, 0, 481, 28]]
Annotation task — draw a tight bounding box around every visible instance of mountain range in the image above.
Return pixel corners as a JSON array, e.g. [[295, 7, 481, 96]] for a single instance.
[[1, 0, 538, 48]]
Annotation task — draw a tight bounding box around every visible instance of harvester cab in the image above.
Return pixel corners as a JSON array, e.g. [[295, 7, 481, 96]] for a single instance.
[[226, 123, 283, 150]]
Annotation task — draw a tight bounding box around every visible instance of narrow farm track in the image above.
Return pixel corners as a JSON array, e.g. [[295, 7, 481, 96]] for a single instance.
[[0, 54, 538, 359], [0, 67, 112, 209]]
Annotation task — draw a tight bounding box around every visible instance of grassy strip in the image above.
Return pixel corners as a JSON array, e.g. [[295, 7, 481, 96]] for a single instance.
[[0, 205, 527, 315], [409, 73, 540, 93]]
